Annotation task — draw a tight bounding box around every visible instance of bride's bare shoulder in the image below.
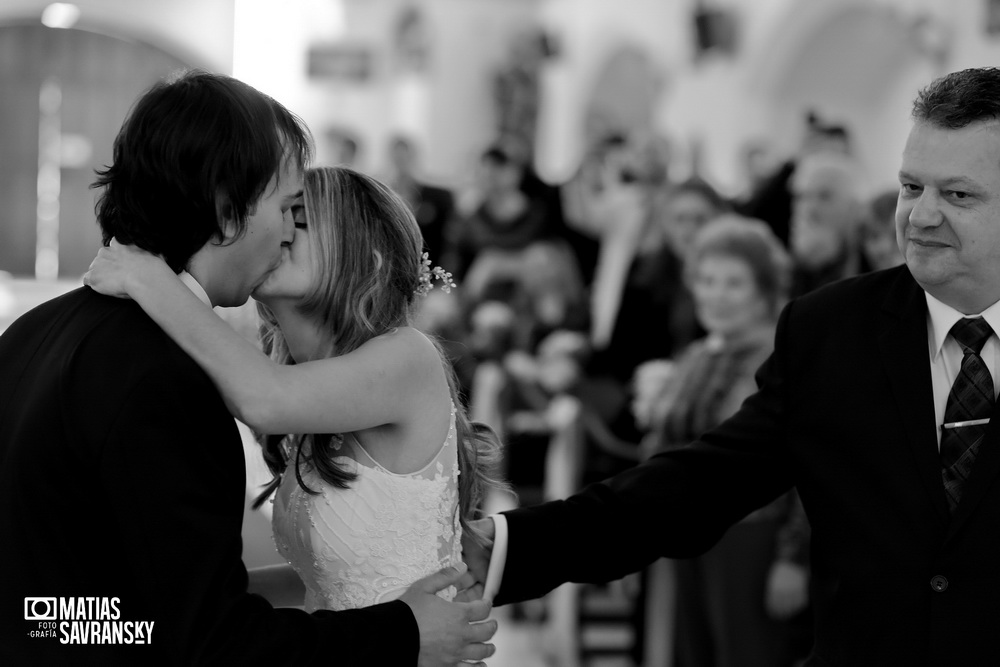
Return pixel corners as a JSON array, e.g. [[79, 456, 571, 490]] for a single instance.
[[371, 325, 438, 351], [361, 326, 442, 371]]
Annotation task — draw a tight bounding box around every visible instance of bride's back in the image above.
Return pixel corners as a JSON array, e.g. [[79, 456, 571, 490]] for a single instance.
[[271, 402, 461, 611]]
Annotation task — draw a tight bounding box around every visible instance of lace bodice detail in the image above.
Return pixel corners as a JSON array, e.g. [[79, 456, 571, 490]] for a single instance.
[[271, 403, 462, 611]]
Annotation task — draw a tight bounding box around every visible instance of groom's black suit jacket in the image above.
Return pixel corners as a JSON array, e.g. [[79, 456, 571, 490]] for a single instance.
[[0, 288, 417, 665], [498, 265, 1000, 666]]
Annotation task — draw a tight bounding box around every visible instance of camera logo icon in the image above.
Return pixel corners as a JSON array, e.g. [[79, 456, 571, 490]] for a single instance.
[[24, 597, 57, 621]]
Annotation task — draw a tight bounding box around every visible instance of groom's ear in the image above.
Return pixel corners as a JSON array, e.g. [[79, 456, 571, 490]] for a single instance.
[[215, 194, 239, 243]]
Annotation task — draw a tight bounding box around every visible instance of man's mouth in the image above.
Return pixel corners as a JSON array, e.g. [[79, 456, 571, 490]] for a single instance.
[[909, 237, 949, 248]]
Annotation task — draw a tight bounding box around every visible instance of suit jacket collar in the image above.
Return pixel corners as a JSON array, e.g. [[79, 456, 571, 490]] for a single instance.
[[877, 266, 1000, 535]]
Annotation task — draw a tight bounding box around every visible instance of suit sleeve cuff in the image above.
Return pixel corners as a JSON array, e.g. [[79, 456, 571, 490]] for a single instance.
[[482, 513, 508, 602], [376, 600, 421, 663]]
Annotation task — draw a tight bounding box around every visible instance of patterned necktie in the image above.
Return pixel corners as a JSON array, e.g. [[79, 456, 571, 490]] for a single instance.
[[941, 317, 995, 512]]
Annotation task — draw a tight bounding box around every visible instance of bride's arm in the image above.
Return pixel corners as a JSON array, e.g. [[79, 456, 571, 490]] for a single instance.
[[84, 243, 430, 435]]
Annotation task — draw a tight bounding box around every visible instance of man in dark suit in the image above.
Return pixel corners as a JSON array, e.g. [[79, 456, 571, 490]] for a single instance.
[[468, 67, 1000, 665], [0, 70, 494, 666]]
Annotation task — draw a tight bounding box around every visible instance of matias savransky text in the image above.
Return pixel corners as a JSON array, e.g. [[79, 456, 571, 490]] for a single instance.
[[24, 596, 154, 645]]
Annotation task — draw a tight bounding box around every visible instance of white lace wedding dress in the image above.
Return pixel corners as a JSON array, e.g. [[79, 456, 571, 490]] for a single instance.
[[271, 403, 463, 611]]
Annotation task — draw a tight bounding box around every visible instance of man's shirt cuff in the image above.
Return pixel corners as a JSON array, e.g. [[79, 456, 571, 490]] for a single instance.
[[483, 513, 508, 602]]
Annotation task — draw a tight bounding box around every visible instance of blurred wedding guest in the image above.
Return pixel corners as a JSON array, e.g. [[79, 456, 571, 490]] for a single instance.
[[443, 144, 555, 280], [460, 239, 587, 426], [737, 112, 851, 247], [661, 178, 731, 261], [861, 189, 905, 272], [412, 288, 478, 399], [541, 176, 718, 482], [384, 135, 456, 261], [557, 135, 623, 284], [472, 242, 589, 502], [734, 139, 784, 204], [788, 152, 866, 297], [558, 132, 670, 284], [515, 241, 589, 346], [636, 216, 798, 667], [588, 177, 724, 387], [498, 133, 566, 238], [497, 328, 592, 505], [325, 126, 361, 168], [463, 240, 588, 352]]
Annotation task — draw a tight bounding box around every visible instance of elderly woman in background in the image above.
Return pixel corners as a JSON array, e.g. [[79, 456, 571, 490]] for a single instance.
[[634, 216, 806, 667], [860, 188, 905, 272]]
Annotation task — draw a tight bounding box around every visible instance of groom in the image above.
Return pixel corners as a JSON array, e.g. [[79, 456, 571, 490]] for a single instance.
[[0, 70, 494, 666]]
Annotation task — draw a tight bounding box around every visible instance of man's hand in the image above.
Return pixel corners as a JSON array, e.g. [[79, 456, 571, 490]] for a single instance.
[[765, 560, 809, 619], [400, 564, 498, 667], [462, 519, 495, 601], [631, 359, 674, 430]]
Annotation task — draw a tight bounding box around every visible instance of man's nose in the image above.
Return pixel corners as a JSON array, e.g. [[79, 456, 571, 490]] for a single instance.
[[700, 283, 724, 302], [907, 191, 943, 228]]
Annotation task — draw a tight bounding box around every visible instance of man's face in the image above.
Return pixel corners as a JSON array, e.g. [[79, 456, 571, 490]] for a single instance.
[[790, 166, 856, 268], [479, 159, 520, 196], [667, 191, 718, 255], [253, 195, 318, 306], [897, 120, 1000, 313], [218, 158, 303, 307], [390, 141, 415, 174]]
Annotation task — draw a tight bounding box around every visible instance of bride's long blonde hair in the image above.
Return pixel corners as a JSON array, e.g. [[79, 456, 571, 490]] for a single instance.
[[252, 166, 506, 543]]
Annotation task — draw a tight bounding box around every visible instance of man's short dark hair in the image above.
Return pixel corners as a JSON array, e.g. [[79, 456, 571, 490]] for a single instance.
[[912, 67, 1000, 129], [92, 70, 312, 272]]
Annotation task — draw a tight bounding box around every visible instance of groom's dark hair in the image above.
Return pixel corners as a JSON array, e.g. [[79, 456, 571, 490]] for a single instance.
[[92, 70, 312, 273]]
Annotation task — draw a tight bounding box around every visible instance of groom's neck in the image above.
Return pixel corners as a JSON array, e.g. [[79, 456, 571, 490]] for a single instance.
[[185, 264, 221, 308], [186, 247, 243, 308]]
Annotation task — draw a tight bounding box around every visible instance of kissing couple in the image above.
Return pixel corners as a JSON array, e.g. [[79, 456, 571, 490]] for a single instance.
[[0, 69, 502, 666]]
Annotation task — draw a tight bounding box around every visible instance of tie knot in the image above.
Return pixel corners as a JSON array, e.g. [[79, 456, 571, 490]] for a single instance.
[[951, 317, 994, 354]]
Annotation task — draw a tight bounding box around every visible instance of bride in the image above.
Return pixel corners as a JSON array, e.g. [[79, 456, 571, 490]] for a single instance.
[[85, 166, 506, 615]]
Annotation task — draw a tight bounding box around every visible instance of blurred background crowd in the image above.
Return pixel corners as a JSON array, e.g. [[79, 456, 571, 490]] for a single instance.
[[2, 1, 1000, 666]]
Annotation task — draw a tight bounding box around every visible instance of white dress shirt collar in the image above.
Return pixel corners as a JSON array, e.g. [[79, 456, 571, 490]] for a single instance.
[[178, 271, 212, 307], [925, 291, 1000, 360]]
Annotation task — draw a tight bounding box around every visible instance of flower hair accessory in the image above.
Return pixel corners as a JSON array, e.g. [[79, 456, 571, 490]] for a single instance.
[[415, 252, 456, 297]]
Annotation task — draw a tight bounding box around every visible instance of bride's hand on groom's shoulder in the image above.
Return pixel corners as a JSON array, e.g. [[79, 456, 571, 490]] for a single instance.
[[83, 238, 167, 299]]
